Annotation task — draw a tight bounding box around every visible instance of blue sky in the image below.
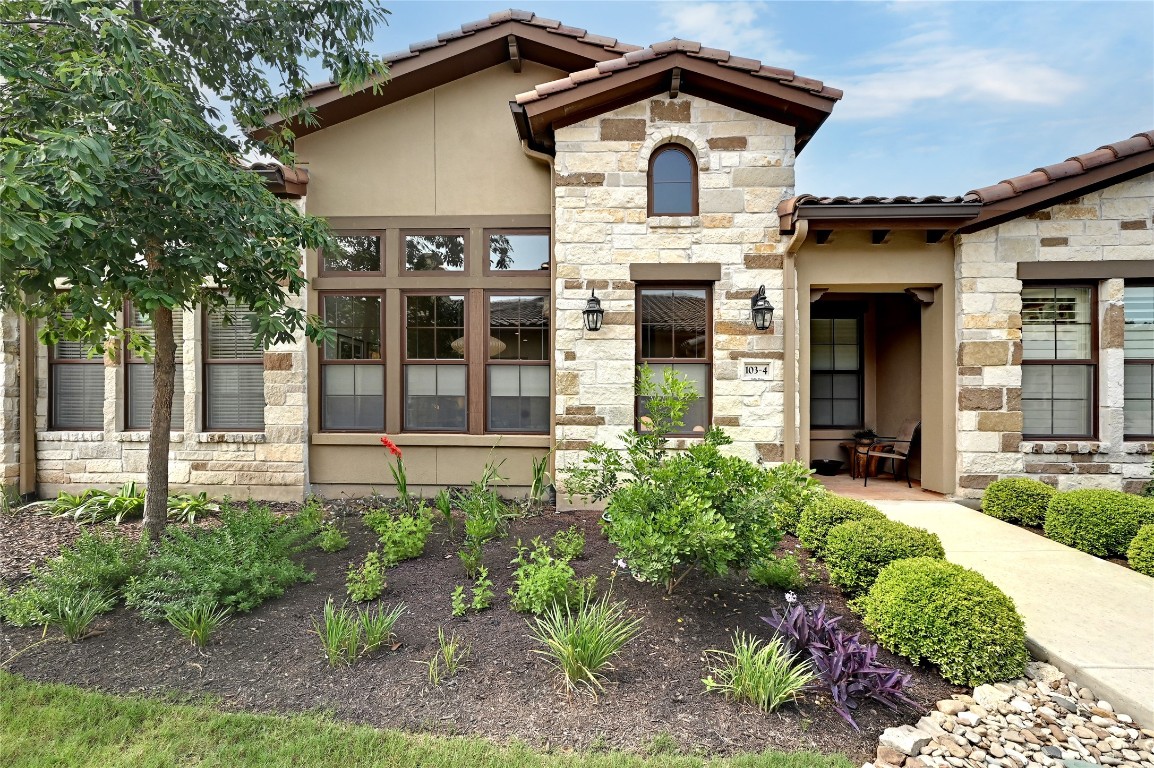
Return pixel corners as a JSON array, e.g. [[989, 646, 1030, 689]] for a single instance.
[[330, 0, 1153, 197]]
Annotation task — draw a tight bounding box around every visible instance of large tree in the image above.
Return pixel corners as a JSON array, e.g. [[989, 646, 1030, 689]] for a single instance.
[[0, 0, 390, 539]]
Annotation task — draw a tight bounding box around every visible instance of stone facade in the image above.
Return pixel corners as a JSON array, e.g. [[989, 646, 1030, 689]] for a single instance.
[[552, 96, 793, 477], [0, 312, 20, 496], [954, 172, 1154, 498], [31, 301, 310, 502]]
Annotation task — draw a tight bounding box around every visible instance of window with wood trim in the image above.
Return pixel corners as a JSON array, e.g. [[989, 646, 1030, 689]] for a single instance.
[[321, 234, 381, 273], [404, 294, 467, 432], [487, 294, 549, 433], [647, 144, 697, 217], [637, 286, 711, 434], [485, 230, 549, 273], [810, 306, 864, 429], [204, 298, 265, 431], [403, 231, 467, 272], [125, 304, 185, 431], [1021, 285, 1097, 439], [1124, 283, 1154, 439], [48, 313, 104, 431], [320, 294, 384, 431]]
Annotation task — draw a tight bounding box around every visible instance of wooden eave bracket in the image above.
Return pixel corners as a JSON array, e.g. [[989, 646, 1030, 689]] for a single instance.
[[810, 287, 829, 303], [507, 35, 521, 73], [814, 229, 834, 245], [669, 67, 681, 98], [926, 229, 949, 244], [871, 229, 891, 245], [905, 287, 935, 305]]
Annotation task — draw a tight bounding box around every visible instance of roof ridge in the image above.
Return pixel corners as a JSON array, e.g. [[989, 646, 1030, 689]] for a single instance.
[[514, 40, 843, 106]]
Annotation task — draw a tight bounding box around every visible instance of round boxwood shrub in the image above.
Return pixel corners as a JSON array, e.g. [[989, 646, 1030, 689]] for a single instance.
[[1128, 524, 1154, 577], [824, 518, 946, 594], [1043, 489, 1154, 557], [982, 477, 1055, 527], [796, 495, 885, 554], [857, 557, 1028, 686]]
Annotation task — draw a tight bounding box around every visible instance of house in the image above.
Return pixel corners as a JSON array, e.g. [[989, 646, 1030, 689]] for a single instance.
[[0, 9, 1150, 504]]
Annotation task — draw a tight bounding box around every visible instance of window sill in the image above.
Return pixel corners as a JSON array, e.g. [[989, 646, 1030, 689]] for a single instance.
[[310, 433, 550, 448], [647, 215, 700, 229], [1019, 441, 1107, 454], [1123, 442, 1154, 455], [117, 432, 185, 443], [37, 431, 105, 442], [196, 433, 266, 444]]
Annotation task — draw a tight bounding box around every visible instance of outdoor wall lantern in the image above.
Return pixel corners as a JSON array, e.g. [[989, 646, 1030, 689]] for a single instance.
[[582, 289, 604, 332], [751, 285, 775, 331]]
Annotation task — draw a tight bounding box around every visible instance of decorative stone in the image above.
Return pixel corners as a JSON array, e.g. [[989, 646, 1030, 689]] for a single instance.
[[1027, 663, 1067, 686], [878, 745, 909, 765], [882, 726, 933, 757], [960, 712, 984, 727], [1012, 698, 1035, 714], [977, 685, 1016, 709], [939, 700, 968, 716]]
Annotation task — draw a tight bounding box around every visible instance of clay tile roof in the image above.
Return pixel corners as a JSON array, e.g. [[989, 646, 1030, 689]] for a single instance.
[[689, 46, 730, 63], [249, 163, 309, 198], [965, 131, 1154, 204]]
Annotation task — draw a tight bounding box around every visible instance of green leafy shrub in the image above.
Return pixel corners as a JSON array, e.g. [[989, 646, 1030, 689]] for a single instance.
[[167, 603, 230, 647], [346, 551, 386, 602], [450, 586, 467, 617], [1, 529, 146, 627], [296, 496, 325, 535], [165, 492, 220, 524], [364, 505, 433, 565], [982, 478, 1055, 526], [470, 567, 494, 612], [529, 595, 641, 693], [765, 462, 826, 535], [509, 538, 593, 614], [824, 518, 945, 594], [552, 526, 585, 561], [748, 554, 807, 590], [796, 495, 885, 554], [46, 589, 116, 642], [458, 485, 507, 544], [124, 503, 315, 620], [1127, 524, 1154, 577], [317, 524, 349, 553], [1043, 489, 1154, 557], [856, 557, 1028, 686], [48, 484, 223, 527], [703, 633, 814, 712]]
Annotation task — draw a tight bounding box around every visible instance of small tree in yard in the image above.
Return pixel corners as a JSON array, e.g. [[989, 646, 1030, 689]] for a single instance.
[[0, 1, 390, 539]]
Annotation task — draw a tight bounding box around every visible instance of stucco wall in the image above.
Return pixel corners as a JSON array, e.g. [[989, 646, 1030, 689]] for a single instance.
[[551, 95, 794, 484], [954, 172, 1154, 498]]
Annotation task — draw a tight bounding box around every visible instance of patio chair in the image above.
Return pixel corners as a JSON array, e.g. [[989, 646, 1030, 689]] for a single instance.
[[861, 420, 921, 487]]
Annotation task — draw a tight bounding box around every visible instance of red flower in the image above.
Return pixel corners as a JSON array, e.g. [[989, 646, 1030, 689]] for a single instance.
[[380, 436, 402, 459]]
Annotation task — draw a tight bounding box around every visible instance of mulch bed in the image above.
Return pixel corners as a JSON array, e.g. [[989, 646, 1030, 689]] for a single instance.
[[0, 504, 962, 760]]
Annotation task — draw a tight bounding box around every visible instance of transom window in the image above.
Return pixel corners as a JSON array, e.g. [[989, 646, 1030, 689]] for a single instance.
[[321, 234, 381, 273], [637, 286, 711, 434], [647, 144, 697, 216], [810, 309, 863, 429], [486, 230, 549, 272], [125, 304, 184, 431], [1021, 285, 1096, 439], [404, 232, 466, 272], [1124, 283, 1154, 439]]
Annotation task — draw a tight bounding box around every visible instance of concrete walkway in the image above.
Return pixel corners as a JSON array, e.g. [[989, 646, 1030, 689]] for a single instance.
[[871, 499, 1154, 728]]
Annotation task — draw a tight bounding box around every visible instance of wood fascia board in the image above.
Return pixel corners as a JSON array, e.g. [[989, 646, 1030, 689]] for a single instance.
[[957, 152, 1154, 234]]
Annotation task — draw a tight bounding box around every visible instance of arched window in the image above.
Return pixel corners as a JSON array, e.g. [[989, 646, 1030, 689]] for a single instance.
[[648, 144, 697, 216]]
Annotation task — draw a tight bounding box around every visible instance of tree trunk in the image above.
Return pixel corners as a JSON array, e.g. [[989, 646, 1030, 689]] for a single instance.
[[143, 305, 175, 542]]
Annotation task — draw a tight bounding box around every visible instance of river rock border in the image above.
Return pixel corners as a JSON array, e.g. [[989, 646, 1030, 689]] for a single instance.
[[867, 662, 1153, 768]]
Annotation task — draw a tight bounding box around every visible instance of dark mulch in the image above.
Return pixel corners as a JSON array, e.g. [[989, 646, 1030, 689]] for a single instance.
[[0, 505, 962, 760]]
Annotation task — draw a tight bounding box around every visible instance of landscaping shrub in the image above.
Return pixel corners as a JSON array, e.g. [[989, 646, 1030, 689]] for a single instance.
[[346, 550, 386, 602], [765, 601, 915, 729], [48, 483, 219, 526], [1128, 524, 1154, 577], [0, 529, 146, 627], [166, 603, 231, 647], [1043, 489, 1154, 557], [748, 554, 807, 590], [529, 595, 641, 693], [46, 589, 116, 642], [124, 503, 316, 620], [856, 557, 1028, 686], [313, 599, 404, 667], [982, 478, 1055, 526], [796, 496, 885, 554], [552, 525, 585, 561], [823, 518, 945, 594], [509, 537, 593, 614], [702, 633, 814, 713], [427, 628, 470, 686], [317, 523, 349, 553], [364, 505, 433, 565], [764, 461, 826, 535]]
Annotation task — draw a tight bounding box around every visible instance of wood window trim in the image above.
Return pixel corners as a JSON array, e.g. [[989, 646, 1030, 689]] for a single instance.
[[809, 304, 865, 430], [1021, 282, 1099, 441], [647, 144, 699, 218], [318, 291, 386, 433], [484, 290, 550, 435], [318, 231, 384, 277], [399, 229, 470, 274], [635, 283, 713, 436], [401, 291, 470, 434], [202, 302, 265, 433], [47, 334, 103, 432], [481, 228, 551, 276], [1124, 280, 1154, 441]]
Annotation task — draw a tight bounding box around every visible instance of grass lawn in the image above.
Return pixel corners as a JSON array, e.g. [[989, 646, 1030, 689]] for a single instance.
[[0, 672, 854, 768]]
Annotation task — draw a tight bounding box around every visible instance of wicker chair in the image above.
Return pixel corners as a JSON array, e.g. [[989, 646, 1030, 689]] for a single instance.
[[860, 420, 921, 487]]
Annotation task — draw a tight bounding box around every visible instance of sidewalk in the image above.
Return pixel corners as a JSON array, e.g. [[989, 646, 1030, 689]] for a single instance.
[[871, 499, 1154, 728]]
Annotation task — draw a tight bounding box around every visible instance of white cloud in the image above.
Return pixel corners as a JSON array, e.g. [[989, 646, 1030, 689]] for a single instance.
[[656, 1, 806, 65]]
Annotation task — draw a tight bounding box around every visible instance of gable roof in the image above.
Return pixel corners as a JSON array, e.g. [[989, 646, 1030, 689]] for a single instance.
[[510, 40, 842, 154], [779, 130, 1154, 237], [261, 9, 638, 140]]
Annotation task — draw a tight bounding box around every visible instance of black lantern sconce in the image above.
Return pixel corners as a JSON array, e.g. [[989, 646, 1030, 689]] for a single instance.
[[582, 289, 604, 332], [751, 285, 774, 331]]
